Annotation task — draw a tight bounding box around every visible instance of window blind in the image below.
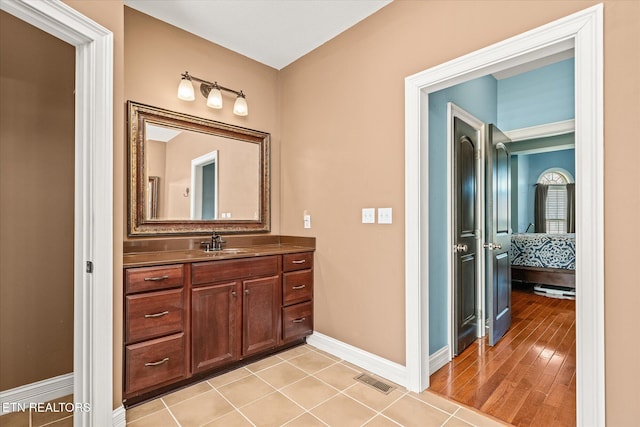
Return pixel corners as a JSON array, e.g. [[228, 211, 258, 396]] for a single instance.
[[545, 185, 567, 233]]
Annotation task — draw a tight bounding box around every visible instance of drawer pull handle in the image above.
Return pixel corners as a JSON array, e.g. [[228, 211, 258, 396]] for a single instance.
[[292, 317, 306, 323], [292, 284, 306, 290], [144, 310, 169, 318], [143, 275, 169, 282], [145, 357, 169, 367], [292, 260, 306, 264]]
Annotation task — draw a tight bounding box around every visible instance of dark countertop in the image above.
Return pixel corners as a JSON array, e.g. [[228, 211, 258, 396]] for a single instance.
[[123, 236, 315, 268]]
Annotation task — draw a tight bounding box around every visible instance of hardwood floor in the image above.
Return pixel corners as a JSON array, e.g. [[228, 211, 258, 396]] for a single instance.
[[430, 285, 576, 426]]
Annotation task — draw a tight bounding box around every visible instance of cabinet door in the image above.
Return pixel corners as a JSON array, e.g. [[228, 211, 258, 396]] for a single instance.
[[242, 275, 279, 357], [191, 282, 240, 374]]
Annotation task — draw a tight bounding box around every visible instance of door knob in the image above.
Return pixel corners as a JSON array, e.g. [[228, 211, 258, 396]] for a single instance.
[[454, 244, 468, 253]]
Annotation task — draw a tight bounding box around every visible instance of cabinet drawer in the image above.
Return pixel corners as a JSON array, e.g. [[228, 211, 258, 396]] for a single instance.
[[283, 252, 313, 272], [283, 270, 313, 306], [125, 264, 184, 294], [125, 289, 184, 344], [282, 301, 313, 343], [125, 333, 186, 395], [192, 256, 279, 286]]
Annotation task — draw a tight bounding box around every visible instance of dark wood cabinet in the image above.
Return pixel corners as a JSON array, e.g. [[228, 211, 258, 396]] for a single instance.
[[125, 333, 186, 395], [281, 252, 314, 344], [192, 256, 279, 285], [283, 269, 313, 306], [192, 256, 279, 363], [125, 288, 184, 343], [191, 281, 240, 374], [124, 250, 314, 404], [242, 275, 279, 356], [124, 264, 188, 399], [125, 264, 183, 294], [282, 301, 313, 343]]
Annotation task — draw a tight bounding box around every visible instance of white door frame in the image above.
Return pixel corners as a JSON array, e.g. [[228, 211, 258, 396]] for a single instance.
[[405, 4, 603, 426], [190, 150, 219, 220], [0, 0, 114, 425]]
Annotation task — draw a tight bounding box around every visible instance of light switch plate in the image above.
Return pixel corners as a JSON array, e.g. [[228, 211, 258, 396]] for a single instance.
[[378, 207, 392, 224], [303, 210, 311, 229], [362, 208, 375, 224]]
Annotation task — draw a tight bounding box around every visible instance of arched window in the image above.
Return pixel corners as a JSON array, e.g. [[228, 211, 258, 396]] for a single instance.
[[537, 169, 574, 233]]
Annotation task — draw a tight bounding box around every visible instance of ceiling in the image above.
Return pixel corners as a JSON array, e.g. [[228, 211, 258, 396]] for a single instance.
[[124, 0, 392, 70]]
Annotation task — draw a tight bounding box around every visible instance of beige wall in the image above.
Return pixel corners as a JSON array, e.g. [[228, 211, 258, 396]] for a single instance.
[[124, 7, 281, 239], [152, 132, 260, 220], [0, 11, 75, 391], [279, 1, 640, 425], [39, 0, 639, 422]]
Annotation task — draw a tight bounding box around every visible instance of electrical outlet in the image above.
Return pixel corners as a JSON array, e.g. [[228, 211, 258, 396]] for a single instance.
[[362, 208, 375, 224], [378, 207, 392, 224]]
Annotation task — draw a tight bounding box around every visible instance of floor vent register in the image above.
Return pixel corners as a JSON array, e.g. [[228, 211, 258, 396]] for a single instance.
[[354, 373, 395, 394]]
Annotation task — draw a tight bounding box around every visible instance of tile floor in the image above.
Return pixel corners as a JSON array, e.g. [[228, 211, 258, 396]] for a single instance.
[[125, 344, 510, 427]]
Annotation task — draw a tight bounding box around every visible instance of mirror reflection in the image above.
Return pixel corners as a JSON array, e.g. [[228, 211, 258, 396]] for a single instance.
[[127, 101, 270, 236], [145, 123, 260, 221]]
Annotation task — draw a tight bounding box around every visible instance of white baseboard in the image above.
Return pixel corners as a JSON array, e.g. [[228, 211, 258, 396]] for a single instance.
[[306, 332, 407, 388], [429, 346, 450, 375], [0, 373, 73, 414], [113, 405, 126, 427]]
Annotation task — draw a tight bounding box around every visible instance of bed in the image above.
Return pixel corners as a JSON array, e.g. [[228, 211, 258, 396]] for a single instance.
[[510, 233, 575, 289]]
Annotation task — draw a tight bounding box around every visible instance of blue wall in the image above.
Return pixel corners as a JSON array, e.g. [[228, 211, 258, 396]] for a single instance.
[[428, 76, 497, 354], [497, 58, 575, 130], [427, 58, 575, 356], [500, 58, 576, 233], [514, 148, 575, 232]]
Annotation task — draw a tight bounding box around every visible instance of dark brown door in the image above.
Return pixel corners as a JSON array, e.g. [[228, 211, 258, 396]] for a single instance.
[[242, 275, 278, 357], [191, 282, 240, 373], [453, 116, 479, 356], [485, 124, 512, 345]]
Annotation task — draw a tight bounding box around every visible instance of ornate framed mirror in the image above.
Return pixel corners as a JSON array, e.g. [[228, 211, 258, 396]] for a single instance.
[[127, 101, 270, 236]]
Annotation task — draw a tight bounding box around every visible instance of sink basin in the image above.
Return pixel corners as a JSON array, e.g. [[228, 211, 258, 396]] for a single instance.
[[219, 248, 247, 254], [201, 248, 247, 255]]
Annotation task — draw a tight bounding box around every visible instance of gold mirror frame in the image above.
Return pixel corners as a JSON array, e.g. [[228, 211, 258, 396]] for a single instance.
[[127, 101, 270, 236]]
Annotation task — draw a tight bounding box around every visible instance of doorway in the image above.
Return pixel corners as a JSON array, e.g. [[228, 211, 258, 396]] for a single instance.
[[190, 150, 219, 220], [0, 0, 114, 424], [404, 5, 604, 426], [449, 104, 514, 356]]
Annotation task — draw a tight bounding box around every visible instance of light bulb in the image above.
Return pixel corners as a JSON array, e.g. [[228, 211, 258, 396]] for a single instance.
[[233, 94, 248, 116], [206, 86, 223, 109], [177, 78, 195, 101]]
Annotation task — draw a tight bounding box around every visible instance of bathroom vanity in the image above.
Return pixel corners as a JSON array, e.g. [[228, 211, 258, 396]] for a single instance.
[[122, 102, 313, 405], [122, 236, 314, 405]]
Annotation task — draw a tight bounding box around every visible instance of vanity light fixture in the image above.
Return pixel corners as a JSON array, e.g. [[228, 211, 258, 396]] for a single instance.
[[178, 71, 248, 116]]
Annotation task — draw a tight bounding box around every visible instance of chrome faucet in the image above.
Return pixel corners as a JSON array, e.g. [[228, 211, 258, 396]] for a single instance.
[[211, 231, 225, 251], [200, 231, 225, 252]]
